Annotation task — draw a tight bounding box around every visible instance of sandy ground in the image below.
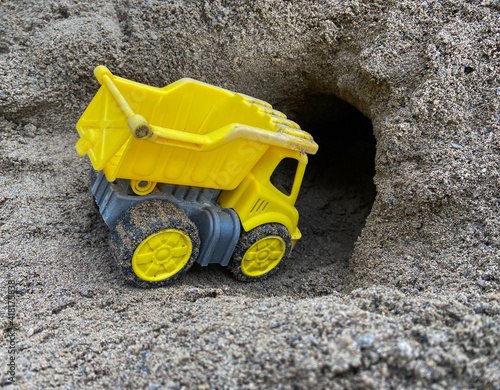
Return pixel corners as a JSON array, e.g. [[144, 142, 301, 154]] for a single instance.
[[0, 0, 499, 389]]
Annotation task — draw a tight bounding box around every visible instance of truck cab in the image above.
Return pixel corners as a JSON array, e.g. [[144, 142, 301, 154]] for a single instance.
[[218, 146, 307, 248]]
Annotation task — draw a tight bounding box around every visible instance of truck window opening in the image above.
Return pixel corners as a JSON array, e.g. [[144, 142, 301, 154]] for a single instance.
[[271, 158, 299, 196]]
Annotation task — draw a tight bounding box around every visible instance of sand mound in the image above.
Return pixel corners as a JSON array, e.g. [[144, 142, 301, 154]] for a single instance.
[[1, 1, 498, 388]]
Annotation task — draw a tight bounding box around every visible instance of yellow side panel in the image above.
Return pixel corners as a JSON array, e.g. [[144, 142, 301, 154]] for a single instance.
[[218, 147, 302, 235], [115, 138, 269, 190], [77, 68, 317, 190], [76, 85, 132, 170]]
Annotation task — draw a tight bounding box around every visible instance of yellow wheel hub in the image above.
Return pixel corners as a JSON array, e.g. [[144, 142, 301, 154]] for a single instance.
[[130, 179, 157, 196], [241, 236, 286, 277], [132, 229, 192, 281]]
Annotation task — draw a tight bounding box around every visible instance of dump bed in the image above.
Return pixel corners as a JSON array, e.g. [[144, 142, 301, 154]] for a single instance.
[[76, 66, 318, 191]]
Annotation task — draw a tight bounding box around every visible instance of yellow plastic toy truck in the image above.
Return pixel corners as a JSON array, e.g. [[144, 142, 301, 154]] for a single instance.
[[76, 66, 318, 286]]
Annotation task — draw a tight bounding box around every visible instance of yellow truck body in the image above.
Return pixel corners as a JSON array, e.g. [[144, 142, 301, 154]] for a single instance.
[[76, 66, 318, 285]]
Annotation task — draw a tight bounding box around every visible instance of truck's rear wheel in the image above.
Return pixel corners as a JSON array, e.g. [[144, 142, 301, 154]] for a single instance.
[[109, 199, 200, 287], [228, 223, 291, 282]]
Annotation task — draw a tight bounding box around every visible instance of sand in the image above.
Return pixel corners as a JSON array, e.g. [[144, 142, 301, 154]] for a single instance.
[[0, 0, 499, 388]]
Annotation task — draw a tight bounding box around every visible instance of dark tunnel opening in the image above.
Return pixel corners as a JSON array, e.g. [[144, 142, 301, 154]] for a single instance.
[[282, 94, 377, 293], [185, 94, 376, 297]]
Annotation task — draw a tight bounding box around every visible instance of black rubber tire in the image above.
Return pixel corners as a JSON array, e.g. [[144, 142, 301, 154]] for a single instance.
[[228, 223, 292, 282], [109, 199, 200, 287]]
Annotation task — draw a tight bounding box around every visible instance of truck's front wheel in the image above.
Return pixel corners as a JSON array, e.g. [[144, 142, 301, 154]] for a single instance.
[[109, 199, 200, 287], [228, 223, 291, 282]]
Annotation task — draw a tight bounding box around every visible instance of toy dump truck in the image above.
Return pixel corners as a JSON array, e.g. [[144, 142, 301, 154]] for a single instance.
[[76, 66, 318, 286]]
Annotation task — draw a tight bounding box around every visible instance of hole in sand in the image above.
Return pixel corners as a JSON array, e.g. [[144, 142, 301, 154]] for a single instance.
[[283, 94, 377, 294], [186, 94, 377, 298]]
